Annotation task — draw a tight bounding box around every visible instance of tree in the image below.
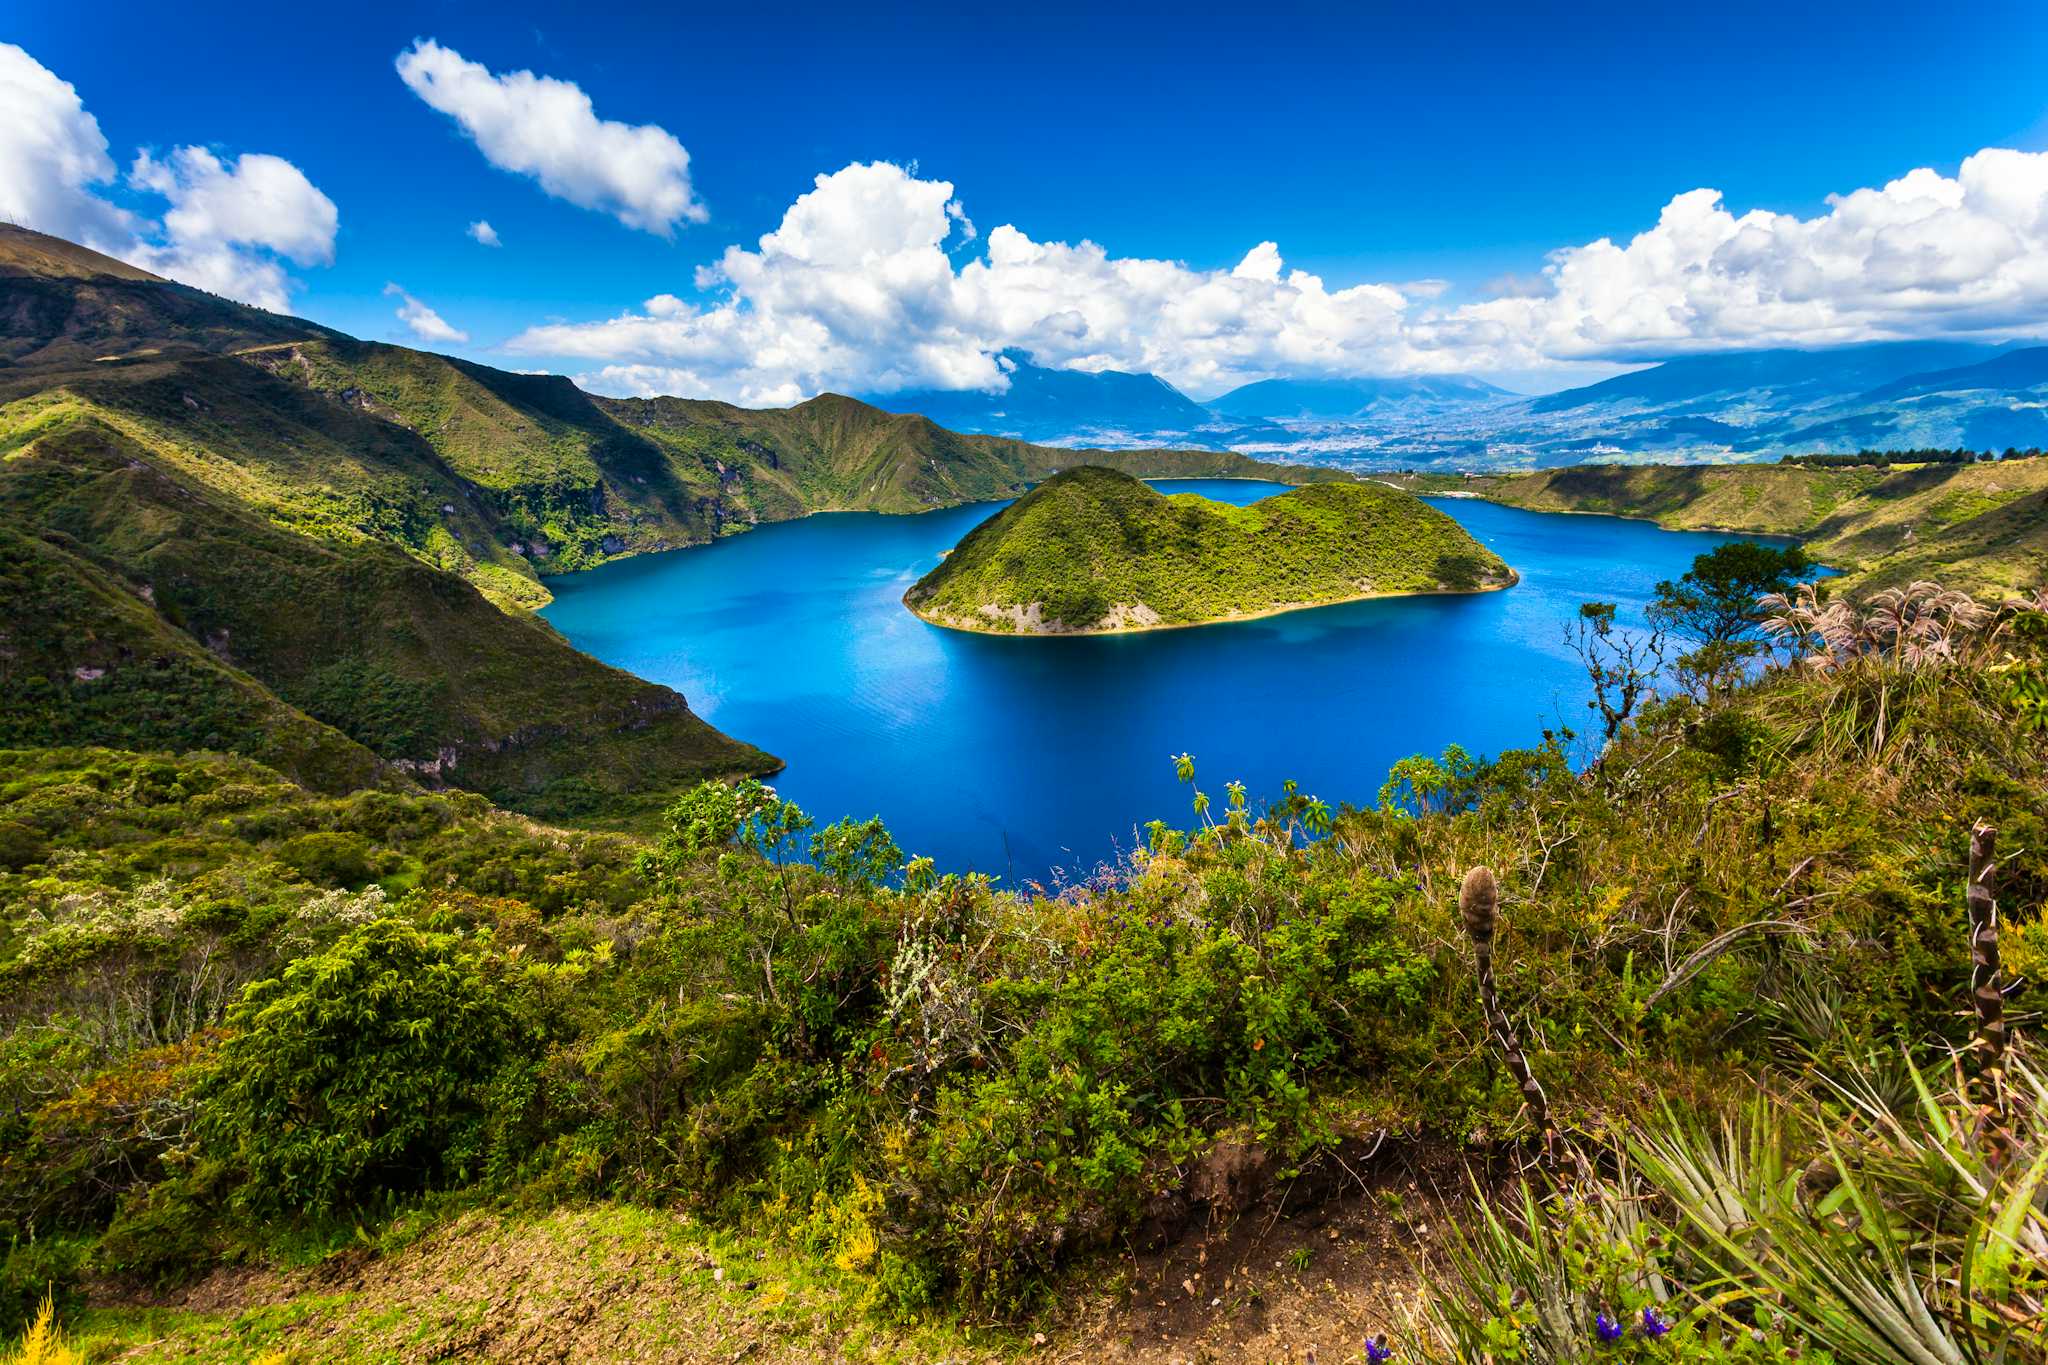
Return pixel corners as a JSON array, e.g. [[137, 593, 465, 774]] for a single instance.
[[1566, 602, 1666, 745], [1650, 541, 1809, 697]]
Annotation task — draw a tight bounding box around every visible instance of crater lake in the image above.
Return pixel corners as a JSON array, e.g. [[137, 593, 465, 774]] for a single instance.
[[539, 482, 1757, 881]]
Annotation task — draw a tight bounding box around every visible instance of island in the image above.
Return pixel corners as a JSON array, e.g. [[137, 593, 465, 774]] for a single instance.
[[902, 466, 1515, 634]]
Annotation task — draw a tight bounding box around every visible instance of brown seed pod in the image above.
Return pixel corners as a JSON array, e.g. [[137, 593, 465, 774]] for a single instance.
[[1460, 865, 1499, 947]]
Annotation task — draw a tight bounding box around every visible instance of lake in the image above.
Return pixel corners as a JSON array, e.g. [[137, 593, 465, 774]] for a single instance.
[[540, 482, 1756, 881]]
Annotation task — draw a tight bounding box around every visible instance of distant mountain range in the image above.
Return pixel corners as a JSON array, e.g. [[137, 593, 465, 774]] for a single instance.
[[864, 339, 2048, 469], [1206, 374, 1516, 419]]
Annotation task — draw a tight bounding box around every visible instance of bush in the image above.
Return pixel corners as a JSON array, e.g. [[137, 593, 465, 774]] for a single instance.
[[192, 918, 532, 1219]]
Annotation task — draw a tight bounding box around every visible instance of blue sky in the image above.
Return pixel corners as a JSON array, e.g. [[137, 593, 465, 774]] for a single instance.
[[9, 2, 2048, 400]]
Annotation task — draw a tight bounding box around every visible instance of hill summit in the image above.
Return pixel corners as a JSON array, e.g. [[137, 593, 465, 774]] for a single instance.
[[903, 467, 1513, 634]]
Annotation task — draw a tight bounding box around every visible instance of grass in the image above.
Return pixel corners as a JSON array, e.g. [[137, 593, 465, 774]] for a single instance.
[[0, 412, 776, 821], [1428, 460, 2048, 597], [905, 466, 1511, 632]]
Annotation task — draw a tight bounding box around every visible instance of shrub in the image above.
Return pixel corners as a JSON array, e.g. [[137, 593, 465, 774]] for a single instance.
[[192, 918, 531, 1219]]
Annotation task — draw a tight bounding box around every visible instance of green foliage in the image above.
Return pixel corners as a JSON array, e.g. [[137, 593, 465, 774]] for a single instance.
[[906, 466, 1512, 632], [1478, 459, 2048, 600], [1422, 1050, 2048, 1363], [294, 659, 439, 757], [192, 918, 535, 1219], [0, 570, 2044, 1336]]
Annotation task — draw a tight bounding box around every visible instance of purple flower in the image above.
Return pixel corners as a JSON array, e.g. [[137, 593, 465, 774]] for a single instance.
[[1594, 1312, 1625, 1343], [1639, 1306, 1671, 1338], [1364, 1335, 1393, 1362]]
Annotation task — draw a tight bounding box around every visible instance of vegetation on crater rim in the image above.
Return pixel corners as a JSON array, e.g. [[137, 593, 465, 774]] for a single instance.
[[904, 466, 1514, 634]]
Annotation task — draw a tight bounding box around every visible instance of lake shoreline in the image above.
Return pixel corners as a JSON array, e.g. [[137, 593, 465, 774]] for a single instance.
[[905, 569, 1521, 638]]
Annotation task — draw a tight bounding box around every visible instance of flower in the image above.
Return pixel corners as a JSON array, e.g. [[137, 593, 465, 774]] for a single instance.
[[1639, 1306, 1671, 1338], [1364, 1334, 1393, 1362], [1594, 1312, 1624, 1343]]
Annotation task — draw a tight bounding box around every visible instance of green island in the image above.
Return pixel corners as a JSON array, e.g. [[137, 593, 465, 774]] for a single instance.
[[904, 466, 1515, 634], [4, 221, 2048, 1364]]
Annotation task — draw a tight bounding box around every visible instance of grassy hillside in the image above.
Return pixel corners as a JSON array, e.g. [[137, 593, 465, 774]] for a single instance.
[[0, 411, 773, 820], [1399, 459, 2048, 596], [0, 224, 337, 368], [0, 525, 383, 794], [906, 466, 1511, 633]]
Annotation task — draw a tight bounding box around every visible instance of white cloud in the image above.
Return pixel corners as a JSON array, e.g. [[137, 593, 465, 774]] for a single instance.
[[510, 149, 2048, 404], [396, 39, 704, 236], [468, 218, 501, 246], [1456, 155, 2048, 359], [125, 147, 338, 311], [0, 42, 134, 246], [0, 43, 337, 312], [384, 283, 469, 343]]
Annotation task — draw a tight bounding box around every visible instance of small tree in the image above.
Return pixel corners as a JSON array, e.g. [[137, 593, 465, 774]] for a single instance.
[[1566, 601, 1665, 744], [1650, 542, 1808, 697]]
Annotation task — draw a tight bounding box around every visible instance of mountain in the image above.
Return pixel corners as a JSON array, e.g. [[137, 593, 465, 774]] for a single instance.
[[1403, 456, 2048, 598], [1526, 341, 2000, 414], [1862, 346, 2048, 402], [866, 351, 1284, 448], [0, 223, 1338, 819], [1280, 340, 2048, 469], [1205, 374, 1514, 419], [903, 466, 1510, 634]]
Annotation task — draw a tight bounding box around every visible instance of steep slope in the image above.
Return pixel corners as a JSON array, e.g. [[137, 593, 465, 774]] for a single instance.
[[0, 524, 384, 794], [905, 467, 1511, 633], [0, 223, 336, 368], [0, 407, 775, 820], [1426, 459, 2048, 597]]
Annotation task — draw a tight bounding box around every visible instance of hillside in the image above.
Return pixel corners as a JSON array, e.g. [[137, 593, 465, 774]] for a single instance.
[[0, 409, 773, 818], [1402, 458, 2048, 597], [904, 467, 1511, 633], [15, 606, 2047, 1360], [0, 224, 340, 368], [0, 224, 1347, 819]]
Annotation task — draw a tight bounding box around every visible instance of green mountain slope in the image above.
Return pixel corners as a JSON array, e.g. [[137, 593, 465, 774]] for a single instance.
[[0, 405, 773, 820], [905, 467, 1512, 633], [0, 224, 338, 368], [0, 525, 383, 794], [1412, 460, 2048, 596]]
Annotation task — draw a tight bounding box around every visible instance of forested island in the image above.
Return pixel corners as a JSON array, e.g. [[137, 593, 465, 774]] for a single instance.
[[903, 466, 1514, 634]]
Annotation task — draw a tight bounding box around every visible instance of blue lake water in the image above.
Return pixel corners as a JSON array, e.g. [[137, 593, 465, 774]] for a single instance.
[[541, 481, 1757, 882]]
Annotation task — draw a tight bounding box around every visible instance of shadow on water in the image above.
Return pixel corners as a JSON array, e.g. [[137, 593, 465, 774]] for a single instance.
[[540, 481, 1762, 880]]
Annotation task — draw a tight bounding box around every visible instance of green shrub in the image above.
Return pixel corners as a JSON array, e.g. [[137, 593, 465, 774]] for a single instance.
[[192, 918, 532, 1219]]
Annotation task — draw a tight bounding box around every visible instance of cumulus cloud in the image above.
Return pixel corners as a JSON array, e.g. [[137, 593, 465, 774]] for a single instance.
[[1457, 156, 2048, 359], [125, 147, 338, 311], [511, 149, 2048, 404], [468, 218, 501, 246], [0, 43, 336, 312], [396, 39, 704, 236], [0, 42, 134, 245], [510, 161, 1418, 404], [384, 283, 469, 344]]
